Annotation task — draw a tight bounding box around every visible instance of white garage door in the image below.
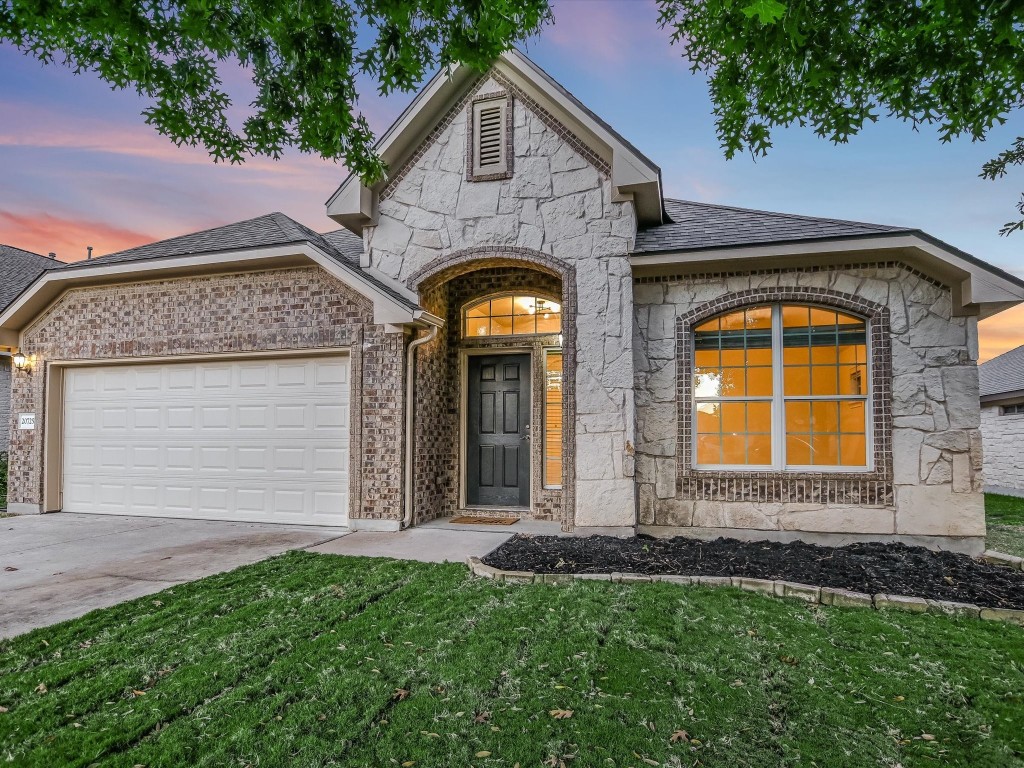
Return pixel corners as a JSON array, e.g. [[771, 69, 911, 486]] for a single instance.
[[62, 357, 350, 526]]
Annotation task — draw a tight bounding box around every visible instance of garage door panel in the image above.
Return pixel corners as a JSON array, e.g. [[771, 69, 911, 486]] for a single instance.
[[62, 357, 350, 526]]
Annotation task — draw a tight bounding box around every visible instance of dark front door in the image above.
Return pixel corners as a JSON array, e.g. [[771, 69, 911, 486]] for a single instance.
[[467, 354, 531, 507]]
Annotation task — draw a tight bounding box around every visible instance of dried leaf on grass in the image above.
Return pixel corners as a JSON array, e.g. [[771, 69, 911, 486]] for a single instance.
[[549, 709, 574, 719], [670, 729, 690, 743]]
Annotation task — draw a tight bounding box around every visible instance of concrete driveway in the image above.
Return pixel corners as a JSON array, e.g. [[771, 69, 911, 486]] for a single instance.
[[0, 514, 530, 639], [0, 514, 347, 638]]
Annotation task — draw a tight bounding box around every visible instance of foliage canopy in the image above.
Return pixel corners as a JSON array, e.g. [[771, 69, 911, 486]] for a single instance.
[[0, 0, 551, 183], [658, 0, 1024, 233]]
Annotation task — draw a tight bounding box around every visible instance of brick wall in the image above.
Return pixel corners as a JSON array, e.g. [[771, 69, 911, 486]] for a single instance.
[[413, 265, 567, 526], [980, 403, 1024, 493], [8, 266, 405, 520], [0, 356, 9, 455]]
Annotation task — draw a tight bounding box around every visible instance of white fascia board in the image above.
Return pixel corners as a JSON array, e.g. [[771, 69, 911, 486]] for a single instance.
[[0, 243, 427, 333], [630, 233, 1024, 317]]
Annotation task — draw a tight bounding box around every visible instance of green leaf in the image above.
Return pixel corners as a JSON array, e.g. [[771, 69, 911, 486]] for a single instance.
[[740, 0, 787, 24]]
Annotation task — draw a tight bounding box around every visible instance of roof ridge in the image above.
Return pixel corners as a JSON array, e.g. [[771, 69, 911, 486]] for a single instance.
[[96, 212, 287, 261], [663, 198, 909, 233]]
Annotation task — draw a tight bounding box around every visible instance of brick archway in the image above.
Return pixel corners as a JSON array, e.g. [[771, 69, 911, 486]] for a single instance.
[[408, 247, 578, 531]]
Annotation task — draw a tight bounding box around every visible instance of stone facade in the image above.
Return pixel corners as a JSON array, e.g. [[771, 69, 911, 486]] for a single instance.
[[980, 403, 1024, 494], [0, 356, 9, 455], [7, 267, 406, 521], [368, 72, 638, 528], [634, 263, 986, 544]]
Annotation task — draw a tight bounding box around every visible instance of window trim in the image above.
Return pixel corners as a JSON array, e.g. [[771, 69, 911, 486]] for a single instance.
[[543, 347, 564, 490], [691, 302, 873, 473], [466, 91, 514, 182]]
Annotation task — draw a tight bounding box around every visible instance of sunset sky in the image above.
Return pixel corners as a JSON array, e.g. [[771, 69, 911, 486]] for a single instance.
[[1, 0, 1021, 361]]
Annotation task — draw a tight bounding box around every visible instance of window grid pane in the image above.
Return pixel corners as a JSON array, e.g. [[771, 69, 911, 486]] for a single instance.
[[463, 294, 562, 338], [695, 303, 870, 470]]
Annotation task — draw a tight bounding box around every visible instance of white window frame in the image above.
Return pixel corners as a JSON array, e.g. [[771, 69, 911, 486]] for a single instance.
[[692, 303, 873, 473]]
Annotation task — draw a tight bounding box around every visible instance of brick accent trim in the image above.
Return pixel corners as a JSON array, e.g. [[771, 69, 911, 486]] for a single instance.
[[676, 286, 894, 506], [411, 247, 578, 530], [379, 67, 609, 201], [465, 90, 514, 182], [409, 246, 568, 290]]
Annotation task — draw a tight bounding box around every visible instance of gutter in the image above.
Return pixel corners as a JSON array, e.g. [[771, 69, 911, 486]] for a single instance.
[[403, 320, 441, 529]]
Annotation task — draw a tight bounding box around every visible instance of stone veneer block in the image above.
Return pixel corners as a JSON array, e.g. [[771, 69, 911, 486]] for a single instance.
[[466, 557, 499, 579], [926, 599, 981, 618], [819, 587, 873, 608], [774, 581, 821, 603], [500, 570, 536, 584], [979, 607, 1024, 626], [981, 550, 1024, 570], [873, 594, 929, 613], [651, 574, 693, 585], [735, 577, 777, 596], [694, 575, 733, 587], [617, 573, 653, 583]]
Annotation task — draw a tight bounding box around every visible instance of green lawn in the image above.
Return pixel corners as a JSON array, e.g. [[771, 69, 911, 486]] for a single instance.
[[1, 552, 1022, 767], [987, 493, 1024, 558]]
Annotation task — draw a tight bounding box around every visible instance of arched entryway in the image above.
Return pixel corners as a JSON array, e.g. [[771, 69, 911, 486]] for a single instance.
[[407, 248, 576, 530]]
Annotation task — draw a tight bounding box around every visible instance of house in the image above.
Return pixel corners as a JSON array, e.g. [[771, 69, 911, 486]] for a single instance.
[[2, 50, 1022, 553], [0, 245, 65, 457], [979, 345, 1024, 497]]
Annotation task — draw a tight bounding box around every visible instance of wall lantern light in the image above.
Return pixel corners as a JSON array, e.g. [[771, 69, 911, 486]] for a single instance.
[[12, 350, 31, 372]]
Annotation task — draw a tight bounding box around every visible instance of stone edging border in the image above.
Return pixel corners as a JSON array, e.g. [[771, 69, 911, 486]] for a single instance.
[[981, 549, 1024, 570], [466, 557, 1024, 627]]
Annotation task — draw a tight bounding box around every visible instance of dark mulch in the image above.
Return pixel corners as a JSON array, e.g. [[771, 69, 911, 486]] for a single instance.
[[482, 534, 1024, 610]]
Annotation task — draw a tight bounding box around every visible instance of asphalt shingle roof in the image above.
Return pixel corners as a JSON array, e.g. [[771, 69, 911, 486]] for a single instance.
[[78, 213, 416, 311], [980, 344, 1024, 398], [0, 244, 65, 313], [634, 199, 912, 254]]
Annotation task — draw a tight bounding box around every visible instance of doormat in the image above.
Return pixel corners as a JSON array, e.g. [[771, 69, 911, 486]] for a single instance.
[[450, 516, 519, 526]]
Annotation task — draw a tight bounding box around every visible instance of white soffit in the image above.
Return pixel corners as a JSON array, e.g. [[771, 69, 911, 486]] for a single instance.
[[326, 48, 663, 232]]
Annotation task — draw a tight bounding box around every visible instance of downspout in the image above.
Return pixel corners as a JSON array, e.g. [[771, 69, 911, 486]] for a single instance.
[[403, 322, 439, 529]]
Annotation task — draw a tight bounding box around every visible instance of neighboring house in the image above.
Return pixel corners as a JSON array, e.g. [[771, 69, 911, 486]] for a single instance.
[[0, 245, 65, 455], [1, 50, 1022, 554], [979, 345, 1024, 497]]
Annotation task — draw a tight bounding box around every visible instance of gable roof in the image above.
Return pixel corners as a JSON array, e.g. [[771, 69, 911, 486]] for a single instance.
[[0, 244, 65, 314], [634, 199, 912, 254], [327, 48, 664, 232], [980, 344, 1024, 399], [75, 213, 414, 311]]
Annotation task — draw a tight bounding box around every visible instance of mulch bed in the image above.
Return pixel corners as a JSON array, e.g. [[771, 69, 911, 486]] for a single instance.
[[482, 535, 1024, 610]]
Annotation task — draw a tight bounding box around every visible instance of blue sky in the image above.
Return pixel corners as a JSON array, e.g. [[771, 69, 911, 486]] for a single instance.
[[0, 0, 1021, 358]]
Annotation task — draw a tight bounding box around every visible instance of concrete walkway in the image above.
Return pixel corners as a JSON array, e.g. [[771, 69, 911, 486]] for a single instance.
[[0, 513, 547, 638]]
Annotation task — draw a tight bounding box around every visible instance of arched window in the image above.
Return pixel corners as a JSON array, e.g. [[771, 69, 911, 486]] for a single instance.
[[693, 304, 869, 470], [463, 293, 561, 338]]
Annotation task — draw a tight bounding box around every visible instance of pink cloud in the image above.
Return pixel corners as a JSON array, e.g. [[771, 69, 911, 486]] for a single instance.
[[0, 210, 154, 260], [545, 0, 673, 65]]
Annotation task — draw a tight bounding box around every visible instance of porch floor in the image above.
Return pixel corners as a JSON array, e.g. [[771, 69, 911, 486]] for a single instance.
[[419, 516, 563, 536]]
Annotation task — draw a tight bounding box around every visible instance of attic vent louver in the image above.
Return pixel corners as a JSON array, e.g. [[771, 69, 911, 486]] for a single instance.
[[469, 92, 512, 181]]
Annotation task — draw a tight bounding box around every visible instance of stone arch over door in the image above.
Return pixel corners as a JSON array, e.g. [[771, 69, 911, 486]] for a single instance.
[[409, 247, 577, 531]]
